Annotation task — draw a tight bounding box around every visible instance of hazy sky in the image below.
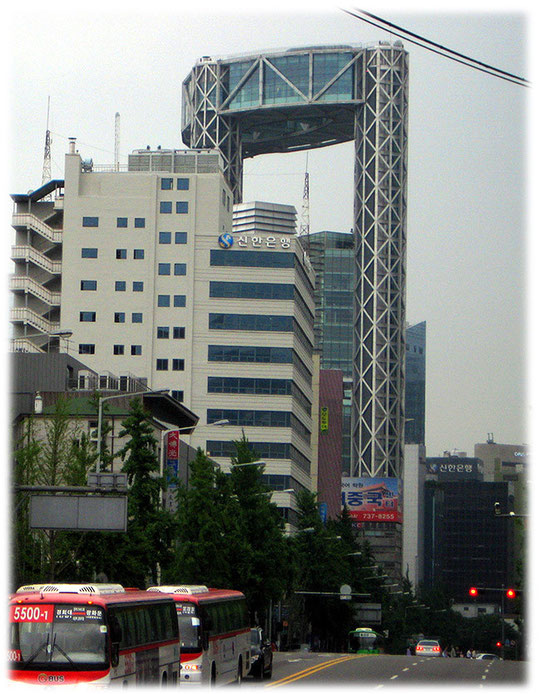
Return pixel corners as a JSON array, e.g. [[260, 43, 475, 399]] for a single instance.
[[5, 2, 530, 457]]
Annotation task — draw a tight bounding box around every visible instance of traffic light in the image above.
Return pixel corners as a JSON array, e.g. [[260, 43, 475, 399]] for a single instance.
[[496, 641, 502, 649], [506, 588, 516, 599], [469, 587, 479, 598]]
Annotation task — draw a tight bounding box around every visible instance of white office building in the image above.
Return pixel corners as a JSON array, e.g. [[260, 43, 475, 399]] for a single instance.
[[10, 144, 315, 528]]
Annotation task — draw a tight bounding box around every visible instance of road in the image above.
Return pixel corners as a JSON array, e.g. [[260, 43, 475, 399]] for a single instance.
[[244, 651, 527, 688]]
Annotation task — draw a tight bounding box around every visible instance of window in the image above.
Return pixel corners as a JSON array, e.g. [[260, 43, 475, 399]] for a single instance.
[[82, 216, 99, 227], [134, 218, 145, 228], [81, 280, 97, 291], [177, 178, 189, 190], [79, 344, 95, 354], [161, 178, 173, 190], [171, 390, 184, 402], [158, 295, 170, 307], [159, 232, 171, 244], [132, 312, 143, 323], [131, 345, 142, 355], [116, 249, 127, 259], [117, 217, 128, 228], [160, 201, 172, 214], [80, 311, 96, 322], [174, 263, 186, 276], [115, 281, 126, 292], [156, 359, 169, 371], [173, 327, 185, 339], [175, 232, 187, 244], [172, 359, 185, 371], [157, 326, 170, 339], [82, 248, 98, 258], [158, 263, 171, 275], [114, 312, 125, 323], [132, 281, 144, 292], [134, 249, 145, 259], [176, 201, 189, 214], [174, 295, 186, 307], [113, 344, 124, 355]]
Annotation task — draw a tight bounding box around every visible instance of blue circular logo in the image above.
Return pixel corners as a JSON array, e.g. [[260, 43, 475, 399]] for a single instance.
[[218, 233, 234, 249]]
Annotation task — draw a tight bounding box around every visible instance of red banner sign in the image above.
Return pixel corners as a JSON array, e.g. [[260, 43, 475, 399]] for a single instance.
[[11, 605, 54, 623], [167, 431, 180, 459]]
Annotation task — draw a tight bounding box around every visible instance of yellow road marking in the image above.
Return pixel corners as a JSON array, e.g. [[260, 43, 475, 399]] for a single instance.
[[264, 654, 371, 688]]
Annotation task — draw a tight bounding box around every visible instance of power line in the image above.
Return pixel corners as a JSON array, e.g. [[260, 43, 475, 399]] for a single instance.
[[342, 8, 529, 87]]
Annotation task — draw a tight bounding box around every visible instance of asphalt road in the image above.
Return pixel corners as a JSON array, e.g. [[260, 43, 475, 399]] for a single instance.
[[245, 651, 527, 688]]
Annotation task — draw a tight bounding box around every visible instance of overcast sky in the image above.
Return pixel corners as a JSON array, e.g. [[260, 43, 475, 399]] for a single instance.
[[4, 1, 531, 458]]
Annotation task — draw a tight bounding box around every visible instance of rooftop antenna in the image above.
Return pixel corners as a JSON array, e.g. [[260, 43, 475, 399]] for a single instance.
[[299, 152, 310, 252], [41, 96, 52, 198], [114, 112, 120, 171]]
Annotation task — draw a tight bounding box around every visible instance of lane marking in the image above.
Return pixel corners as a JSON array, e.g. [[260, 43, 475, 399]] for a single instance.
[[390, 674, 399, 679], [265, 654, 369, 688], [402, 667, 410, 672]]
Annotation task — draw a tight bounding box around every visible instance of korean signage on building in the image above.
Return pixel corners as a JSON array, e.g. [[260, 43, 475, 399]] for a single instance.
[[218, 232, 292, 250], [341, 477, 403, 524], [166, 430, 179, 488]]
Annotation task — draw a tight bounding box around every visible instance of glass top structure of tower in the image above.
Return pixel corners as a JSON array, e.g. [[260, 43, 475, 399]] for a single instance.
[[182, 43, 409, 478]]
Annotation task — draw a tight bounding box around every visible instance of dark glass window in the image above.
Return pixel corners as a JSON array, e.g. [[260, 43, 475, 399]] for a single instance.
[[156, 359, 169, 371], [210, 281, 294, 300], [208, 345, 292, 364], [172, 359, 185, 371], [134, 249, 144, 259], [173, 327, 185, 339], [174, 295, 186, 307], [157, 326, 169, 339], [82, 248, 98, 258], [133, 281, 144, 292], [82, 216, 99, 227], [113, 344, 124, 355], [210, 250, 294, 268], [79, 344, 95, 354], [161, 178, 173, 190], [174, 263, 187, 276], [132, 312, 143, 323], [209, 313, 293, 332], [117, 217, 128, 228], [131, 345, 142, 355], [80, 311, 96, 322], [116, 249, 127, 259], [115, 281, 126, 292], [158, 263, 171, 275], [159, 232, 172, 244], [171, 390, 184, 402], [176, 201, 189, 214], [80, 280, 97, 291], [134, 218, 146, 228], [160, 201, 172, 214], [158, 295, 170, 307], [114, 312, 125, 323], [175, 232, 187, 244], [177, 178, 189, 190]]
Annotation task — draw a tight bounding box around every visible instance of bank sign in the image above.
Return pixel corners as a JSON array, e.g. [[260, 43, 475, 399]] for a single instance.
[[342, 477, 402, 524], [218, 232, 292, 250]]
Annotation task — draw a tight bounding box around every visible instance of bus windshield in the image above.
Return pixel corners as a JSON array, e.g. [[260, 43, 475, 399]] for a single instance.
[[176, 603, 201, 652], [10, 603, 108, 669]]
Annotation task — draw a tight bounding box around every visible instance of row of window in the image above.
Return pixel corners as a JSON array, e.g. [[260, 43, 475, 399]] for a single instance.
[[160, 201, 189, 214], [206, 439, 311, 474], [80, 312, 144, 323], [80, 237, 186, 260], [81, 280, 144, 292], [161, 177, 190, 190], [158, 263, 186, 276], [83, 216, 146, 228]]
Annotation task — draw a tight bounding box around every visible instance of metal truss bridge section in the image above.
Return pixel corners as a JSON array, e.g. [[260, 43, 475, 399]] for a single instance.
[[182, 43, 408, 478]]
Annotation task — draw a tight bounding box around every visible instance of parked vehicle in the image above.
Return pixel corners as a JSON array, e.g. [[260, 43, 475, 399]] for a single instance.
[[475, 653, 501, 660], [415, 639, 442, 656], [248, 627, 273, 679]]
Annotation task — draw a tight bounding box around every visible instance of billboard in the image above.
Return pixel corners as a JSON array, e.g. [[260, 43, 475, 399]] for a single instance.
[[342, 477, 402, 523]]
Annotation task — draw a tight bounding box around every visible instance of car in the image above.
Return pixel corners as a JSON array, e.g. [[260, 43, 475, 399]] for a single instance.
[[415, 639, 442, 656], [248, 627, 273, 679], [475, 653, 501, 660]]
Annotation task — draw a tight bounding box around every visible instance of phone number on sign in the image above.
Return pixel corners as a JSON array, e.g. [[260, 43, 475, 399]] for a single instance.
[[352, 513, 398, 521], [11, 605, 54, 622]]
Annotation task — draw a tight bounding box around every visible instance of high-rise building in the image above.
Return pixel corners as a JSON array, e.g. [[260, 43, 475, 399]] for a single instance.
[[10, 146, 314, 529], [182, 43, 409, 479], [404, 321, 426, 445]]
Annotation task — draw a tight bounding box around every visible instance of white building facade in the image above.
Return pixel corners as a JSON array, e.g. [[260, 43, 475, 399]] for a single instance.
[[10, 145, 314, 528]]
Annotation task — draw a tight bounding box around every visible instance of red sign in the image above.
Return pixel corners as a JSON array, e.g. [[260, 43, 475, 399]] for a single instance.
[[11, 605, 54, 623], [167, 431, 179, 459]]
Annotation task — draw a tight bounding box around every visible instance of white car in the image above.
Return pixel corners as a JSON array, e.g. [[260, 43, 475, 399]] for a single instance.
[[415, 639, 442, 656], [475, 653, 501, 660]]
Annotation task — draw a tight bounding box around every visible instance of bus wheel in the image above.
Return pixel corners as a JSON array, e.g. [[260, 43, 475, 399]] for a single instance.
[[210, 664, 217, 687], [235, 658, 243, 685], [161, 672, 167, 687]]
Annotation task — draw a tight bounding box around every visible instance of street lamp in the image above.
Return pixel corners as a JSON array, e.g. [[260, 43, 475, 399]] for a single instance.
[[96, 389, 169, 473]]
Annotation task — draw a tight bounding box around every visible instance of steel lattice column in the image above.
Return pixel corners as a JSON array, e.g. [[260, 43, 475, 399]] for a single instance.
[[351, 45, 409, 478]]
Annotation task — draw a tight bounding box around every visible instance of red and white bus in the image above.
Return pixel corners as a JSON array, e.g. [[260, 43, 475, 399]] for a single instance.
[[148, 585, 250, 685], [9, 583, 180, 686]]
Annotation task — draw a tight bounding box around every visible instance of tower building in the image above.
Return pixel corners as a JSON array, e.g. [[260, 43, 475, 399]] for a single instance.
[[182, 43, 409, 479]]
